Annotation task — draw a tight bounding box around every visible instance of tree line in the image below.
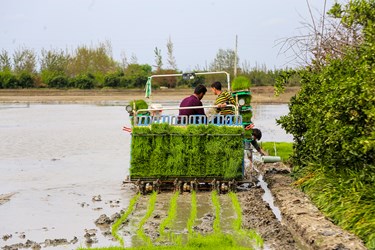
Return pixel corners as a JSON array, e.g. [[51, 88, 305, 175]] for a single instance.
[[0, 41, 299, 89]]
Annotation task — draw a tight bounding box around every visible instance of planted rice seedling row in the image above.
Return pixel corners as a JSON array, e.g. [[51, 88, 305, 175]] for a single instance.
[[110, 192, 263, 249]]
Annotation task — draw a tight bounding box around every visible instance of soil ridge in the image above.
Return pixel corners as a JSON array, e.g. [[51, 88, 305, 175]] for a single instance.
[[261, 163, 367, 250]]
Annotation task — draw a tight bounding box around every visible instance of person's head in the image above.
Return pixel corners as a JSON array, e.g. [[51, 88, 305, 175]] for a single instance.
[[194, 84, 207, 100], [252, 128, 262, 140], [210, 81, 222, 95]]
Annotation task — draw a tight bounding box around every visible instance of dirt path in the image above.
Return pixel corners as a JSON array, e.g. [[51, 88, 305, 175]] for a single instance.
[[257, 163, 367, 250]]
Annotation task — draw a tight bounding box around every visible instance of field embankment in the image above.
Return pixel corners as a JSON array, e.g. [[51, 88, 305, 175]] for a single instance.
[[0, 86, 299, 104]]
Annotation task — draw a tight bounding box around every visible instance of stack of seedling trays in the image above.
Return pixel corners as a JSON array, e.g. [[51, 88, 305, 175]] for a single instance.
[[230, 75, 253, 144], [130, 123, 245, 182], [231, 90, 252, 127], [128, 99, 150, 126]]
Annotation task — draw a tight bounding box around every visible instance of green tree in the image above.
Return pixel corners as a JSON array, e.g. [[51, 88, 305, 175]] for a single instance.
[[123, 64, 152, 88], [13, 47, 37, 74], [67, 41, 117, 76], [210, 49, 237, 74], [0, 50, 12, 71], [166, 36, 177, 70], [153, 47, 163, 71], [40, 49, 70, 73], [39, 49, 70, 86]]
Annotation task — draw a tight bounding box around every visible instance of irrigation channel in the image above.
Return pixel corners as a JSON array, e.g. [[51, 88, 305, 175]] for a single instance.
[[1, 103, 364, 250]]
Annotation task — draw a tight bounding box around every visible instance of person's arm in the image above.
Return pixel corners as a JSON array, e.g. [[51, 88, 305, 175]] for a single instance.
[[228, 92, 236, 105], [251, 140, 266, 156], [217, 92, 235, 107]]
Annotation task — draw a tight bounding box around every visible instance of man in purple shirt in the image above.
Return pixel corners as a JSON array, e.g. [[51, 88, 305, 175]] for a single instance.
[[179, 84, 207, 119]]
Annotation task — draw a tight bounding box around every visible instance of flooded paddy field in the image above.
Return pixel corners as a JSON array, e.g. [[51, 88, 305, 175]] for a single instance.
[[0, 104, 365, 250]]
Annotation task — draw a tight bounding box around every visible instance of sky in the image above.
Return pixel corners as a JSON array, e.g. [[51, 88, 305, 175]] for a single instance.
[[1, 0, 342, 71]]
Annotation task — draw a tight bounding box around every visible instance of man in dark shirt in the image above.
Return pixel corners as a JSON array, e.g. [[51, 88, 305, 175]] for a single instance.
[[179, 84, 207, 120]]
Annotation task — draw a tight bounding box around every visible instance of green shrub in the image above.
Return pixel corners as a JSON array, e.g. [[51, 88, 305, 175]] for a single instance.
[[71, 74, 95, 89], [47, 75, 69, 88], [0, 71, 19, 88], [103, 72, 123, 88], [276, 2, 375, 246], [18, 72, 34, 88]]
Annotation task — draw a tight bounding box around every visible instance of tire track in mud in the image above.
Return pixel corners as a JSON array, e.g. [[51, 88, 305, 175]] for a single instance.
[[238, 187, 299, 250]]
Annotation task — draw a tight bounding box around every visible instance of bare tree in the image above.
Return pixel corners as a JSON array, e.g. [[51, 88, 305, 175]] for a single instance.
[[166, 36, 177, 70], [276, 0, 362, 69], [210, 48, 237, 72], [120, 51, 129, 69], [130, 53, 138, 64]]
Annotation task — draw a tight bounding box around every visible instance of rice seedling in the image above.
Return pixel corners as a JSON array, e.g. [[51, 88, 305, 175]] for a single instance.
[[186, 191, 197, 238], [129, 100, 149, 114], [229, 192, 263, 248], [211, 191, 221, 234], [111, 193, 141, 246], [159, 192, 180, 240], [136, 191, 158, 246], [240, 110, 252, 123], [81, 236, 254, 249], [231, 76, 251, 91], [131, 124, 244, 180], [82, 192, 263, 250]]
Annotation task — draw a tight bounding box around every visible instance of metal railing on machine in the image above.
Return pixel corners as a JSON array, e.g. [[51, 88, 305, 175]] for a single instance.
[[133, 105, 241, 126]]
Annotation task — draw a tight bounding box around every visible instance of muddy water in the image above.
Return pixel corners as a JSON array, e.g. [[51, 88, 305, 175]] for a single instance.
[[0, 104, 131, 249], [251, 104, 292, 142], [0, 103, 290, 249]]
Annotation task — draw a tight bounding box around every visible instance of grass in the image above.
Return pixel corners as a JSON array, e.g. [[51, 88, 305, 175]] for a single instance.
[[297, 167, 375, 249], [260, 142, 293, 161]]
